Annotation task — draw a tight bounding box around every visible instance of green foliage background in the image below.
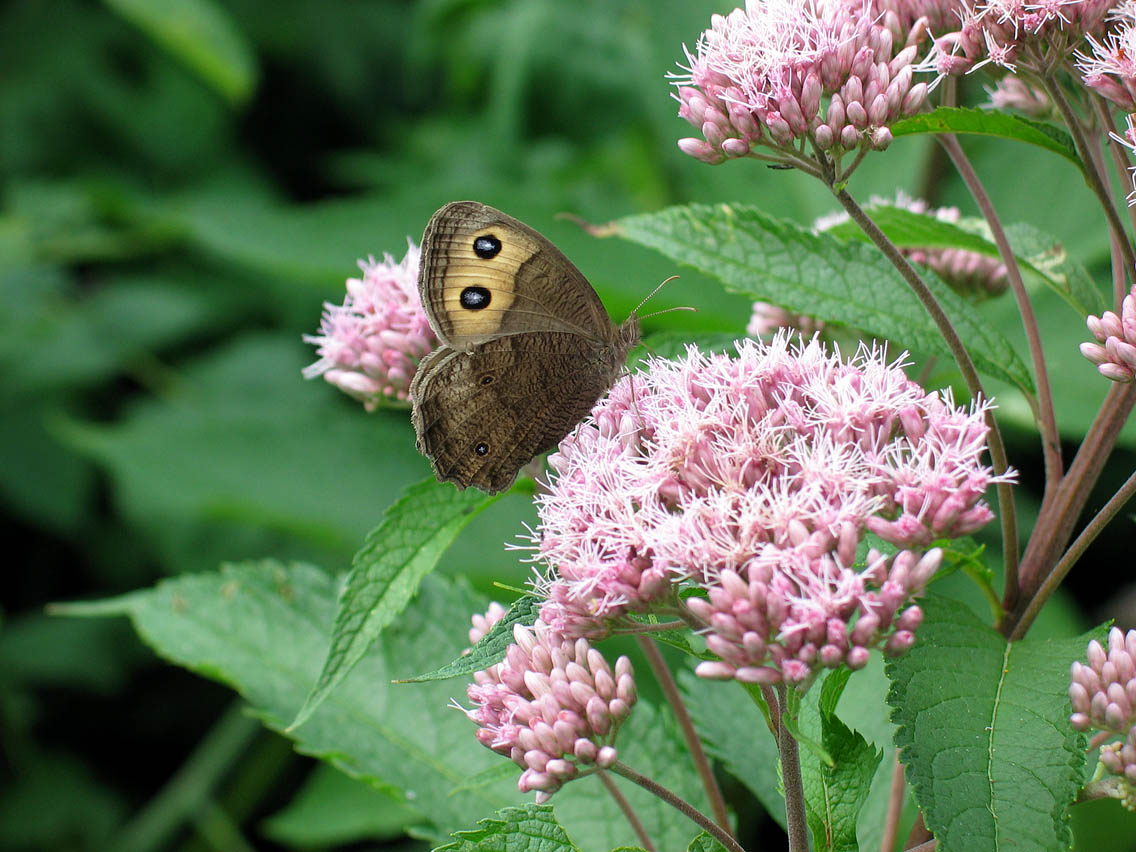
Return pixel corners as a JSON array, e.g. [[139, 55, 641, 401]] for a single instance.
[[3, 0, 1134, 849]]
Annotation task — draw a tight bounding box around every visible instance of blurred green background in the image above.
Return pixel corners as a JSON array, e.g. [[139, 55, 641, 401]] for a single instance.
[[3, 0, 1134, 849]]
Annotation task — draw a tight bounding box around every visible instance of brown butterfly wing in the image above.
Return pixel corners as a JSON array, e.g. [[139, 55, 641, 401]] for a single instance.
[[418, 201, 616, 350], [410, 333, 624, 494]]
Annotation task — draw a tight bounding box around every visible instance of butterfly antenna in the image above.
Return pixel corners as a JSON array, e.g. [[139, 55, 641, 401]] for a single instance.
[[631, 275, 680, 317], [638, 305, 698, 321]]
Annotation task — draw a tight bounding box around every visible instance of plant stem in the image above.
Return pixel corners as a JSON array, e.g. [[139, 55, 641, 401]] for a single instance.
[[830, 183, 1018, 600], [1010, 464, 1136, 639], [777, 684, 810, 852], [598, 771, 657, 851], [1010, 381, 1136, 633], [880, 750, 907, 852], [830, 187, 983, 395], [939, 134, 1062, 489], [904, 841, 937, 852], [610, 762, 747, 852], [1041, 76, 1136, 274], [1090, 95, 1136, 305], [636, 636, 732, 831]]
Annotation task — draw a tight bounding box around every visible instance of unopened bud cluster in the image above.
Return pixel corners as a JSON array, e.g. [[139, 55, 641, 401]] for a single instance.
[[303, 243, 437, 408], [1070, 627, 1136, 808], [673, 0, 930, 164], [688, 548, 939, 685], [1081, 285, 1136, 383], [464, 619, 636, 801]]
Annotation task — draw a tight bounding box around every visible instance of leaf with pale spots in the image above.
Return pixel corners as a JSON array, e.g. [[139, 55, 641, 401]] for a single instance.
[[54, 562, 522, 842], [402, 594, 540, 682], [886, 595, 1104, 852], [434, 804, 579, 851], [890, 107, 1079, 165], [613, 204, 1033, 395], [292, 478, 499, 728], [801, 710, 883, 852]]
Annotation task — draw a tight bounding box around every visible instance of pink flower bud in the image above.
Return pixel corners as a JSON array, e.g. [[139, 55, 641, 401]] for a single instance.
[[597, 746, 618, 768]]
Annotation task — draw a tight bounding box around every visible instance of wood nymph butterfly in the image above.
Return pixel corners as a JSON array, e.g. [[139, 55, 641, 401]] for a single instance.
[[410, 201, 640, 494]]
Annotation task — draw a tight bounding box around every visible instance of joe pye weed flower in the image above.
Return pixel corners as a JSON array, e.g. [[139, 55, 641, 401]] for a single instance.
[[284, 0, 1136, 849]]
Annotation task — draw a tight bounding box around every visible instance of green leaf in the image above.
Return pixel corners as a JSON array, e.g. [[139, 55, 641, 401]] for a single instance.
[[890, 107, 1079, 166], [57, 562, 523, 841], [887, 595, 1101, 852], [819, 669, 853, 718], [292, 478, 500, 728], [261, 764, 420, 847], [434, 804, 579, 852], [688, 832, 730, 852], [102, 0, 257, 104], [825, 207, 1107, 316], [802, 711, 884, 852], [1002, 222, 1108, 316], [403, 594, 540, 682], [613, 204, 1032, 395]]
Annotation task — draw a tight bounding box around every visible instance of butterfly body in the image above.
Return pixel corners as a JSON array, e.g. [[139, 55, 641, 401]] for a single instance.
[[410, 201, 639, 494]]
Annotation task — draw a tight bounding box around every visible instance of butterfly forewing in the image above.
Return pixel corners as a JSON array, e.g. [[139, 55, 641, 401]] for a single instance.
[[419, 201, 615, 349]]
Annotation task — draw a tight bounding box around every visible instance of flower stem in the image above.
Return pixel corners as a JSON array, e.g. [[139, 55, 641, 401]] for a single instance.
[[636, 635, 732, 832], [598, 771, 657, 852], [829, 183, 1018, 600], [1010, 464, 1136, 639], [777, 684, 810, 852], [829, 186, 984, 397], [1010, 381, 1136, 634], [1041, 76, 1136, 274], [609, 761, 747, 852], [939, 133, 1068, 597], [1090, 95, 1136, 305], [880, 749, 907, 852]]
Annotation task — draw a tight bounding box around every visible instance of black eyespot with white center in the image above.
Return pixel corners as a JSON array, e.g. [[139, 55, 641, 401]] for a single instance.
[[460, 286, 491, 310], [480, 374, 494, 385], [473, 234, 501, 258], [475, 442, 490, 456]]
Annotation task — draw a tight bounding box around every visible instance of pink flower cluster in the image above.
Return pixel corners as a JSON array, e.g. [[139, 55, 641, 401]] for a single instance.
[[673, 0, 931, 164], [303, 242, 437, 408], [1081, 284, 1136, 382], [528, 334, 1010, 685], [464, 617, 636, 801], [929, 0, 1115, 74], [689, 548, 938, 683], [1078, 1, 1136, 109], [1070, 627, 1136, 806]]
